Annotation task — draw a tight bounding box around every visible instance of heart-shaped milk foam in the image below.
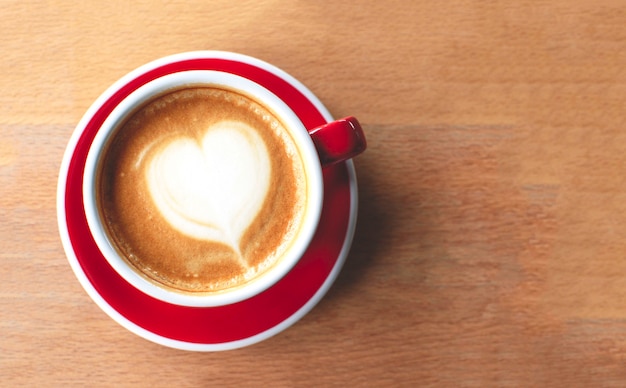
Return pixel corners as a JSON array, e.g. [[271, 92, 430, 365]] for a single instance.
[[146, 120, 271, 266]]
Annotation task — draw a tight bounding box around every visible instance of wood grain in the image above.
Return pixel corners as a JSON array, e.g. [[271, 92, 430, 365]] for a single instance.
[[3, 0, 626, 385]]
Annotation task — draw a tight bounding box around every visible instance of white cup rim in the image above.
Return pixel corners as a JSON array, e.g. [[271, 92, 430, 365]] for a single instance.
[[83, 69, 324, 307]]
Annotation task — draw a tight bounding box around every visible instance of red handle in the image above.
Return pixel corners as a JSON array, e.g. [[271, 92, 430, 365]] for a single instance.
[[309, 116, 366, 167]]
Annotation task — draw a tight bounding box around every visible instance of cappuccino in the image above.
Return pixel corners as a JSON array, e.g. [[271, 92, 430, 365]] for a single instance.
[[97, 87, 307, 294]]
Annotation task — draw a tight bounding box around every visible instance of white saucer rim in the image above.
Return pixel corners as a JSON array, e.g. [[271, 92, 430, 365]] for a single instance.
[[56, 51, 359, 351]]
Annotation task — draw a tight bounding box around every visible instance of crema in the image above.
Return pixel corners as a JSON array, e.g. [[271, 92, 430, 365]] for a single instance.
[[97, 87, 307, 294]]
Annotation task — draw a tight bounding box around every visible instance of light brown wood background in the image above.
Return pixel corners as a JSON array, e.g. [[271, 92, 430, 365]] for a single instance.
[[3, 0, 626, 386]]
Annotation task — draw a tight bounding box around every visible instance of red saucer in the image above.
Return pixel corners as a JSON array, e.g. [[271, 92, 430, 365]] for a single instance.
[[57, 52, 358, 351]]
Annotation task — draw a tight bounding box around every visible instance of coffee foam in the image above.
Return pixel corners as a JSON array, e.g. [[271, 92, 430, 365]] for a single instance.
[[147, 120, 272, 264], [98, 87, 306, 293]]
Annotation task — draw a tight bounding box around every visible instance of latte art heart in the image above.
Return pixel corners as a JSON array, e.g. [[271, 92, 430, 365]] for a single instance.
[[146, 121, 271, 266], [97, 87, 306, 293]]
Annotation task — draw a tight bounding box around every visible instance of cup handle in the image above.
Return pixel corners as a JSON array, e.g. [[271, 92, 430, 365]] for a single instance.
[[309, 116, 367, 167]]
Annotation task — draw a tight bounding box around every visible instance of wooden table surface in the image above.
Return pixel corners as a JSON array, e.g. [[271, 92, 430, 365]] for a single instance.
[[4, 0, 626, 385]]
